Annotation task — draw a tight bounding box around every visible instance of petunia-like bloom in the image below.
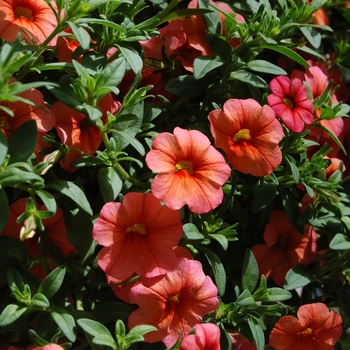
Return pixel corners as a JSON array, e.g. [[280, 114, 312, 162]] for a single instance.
[[0, 0, 58, 45], [267, 76, 314, 132], [52, 94, 120, 171], [93, 192, 183, 281], [269, 303, 343, 350], [208, 98, 283, 177], [128, 257, 219, 347], [252, 210, 317, 286], [180, 323, 221, 350], [32, 345, 65, 350], [145, 127, 231, 214]]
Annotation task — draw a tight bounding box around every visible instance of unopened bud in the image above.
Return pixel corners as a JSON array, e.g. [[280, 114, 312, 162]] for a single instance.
[[20, 215, 37, 241]]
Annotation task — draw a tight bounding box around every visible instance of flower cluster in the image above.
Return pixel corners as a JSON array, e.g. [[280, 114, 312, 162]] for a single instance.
[[1, 0, 350, 349]]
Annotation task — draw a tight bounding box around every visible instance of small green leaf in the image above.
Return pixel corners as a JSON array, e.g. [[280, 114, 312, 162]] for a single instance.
[[247, 60, 287, 75], [165, 75, 205, 97], [0, 130, 7, 165], [199, 246, 226, 296], [242, 249, 259, 293], [248, 317, 265, 350], [77, 318, 113, 338], [36, 190, 57, 215], [284, 265, 313, 290], [125, 325, 158, 347], [183, 223, 205, 240], [68, 21, 91, 50], [117, 45, 143, 74], [330, 233, 350, 250], [266, 288, 292, 302], [230, 70, 268, 88], [38, 266, 66, 298], [45, 180, 92, 216], [0, 304, 28, 327], [236, 289, 256, 305], [92, 334, 117, 349], [30, 293, 50, 308], [98, 167, 122, 203], [193, 56, 224, 80], [0, 167, 44, 187], [7, 120, 37, 164], [50, 307, 76, 342], [111, 129, 145, 156], [101, 57, 126, 87]]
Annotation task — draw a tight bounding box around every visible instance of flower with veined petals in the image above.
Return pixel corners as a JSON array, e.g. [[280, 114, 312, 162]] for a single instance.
[[179, 323, 221, 350], [267, 76, 314, 132], [208, 98, 283, 177], [252, 210, 317, 287], [0, 0, 58, 45], [269, 303, 342, 350], [128, 257, 219, 347], [145, 127, 231, 214], [93, 192, 183, 281], [52, 94, 120, 171]]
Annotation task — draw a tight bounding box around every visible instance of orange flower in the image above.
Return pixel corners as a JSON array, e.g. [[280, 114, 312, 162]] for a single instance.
[[145, 127, 231, 214], [0, 0, 58, 45], [252, 210, 317, 286], [269, 303, 342, 350], [208, 98, 283, 177], [128, 257, 219, 347]]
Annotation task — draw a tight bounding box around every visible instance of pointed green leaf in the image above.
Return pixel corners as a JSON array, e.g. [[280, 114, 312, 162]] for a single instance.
[[50, 307, 76, 342], [0, 130, 7, 165], [242, 249, 259, 293], [38, 266, 66, 298], [98, 167, 122, 203]]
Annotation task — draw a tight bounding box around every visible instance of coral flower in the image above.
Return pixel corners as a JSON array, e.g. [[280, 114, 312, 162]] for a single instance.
[[93, 192, 183, 280], [208, 98, 283, 177], [32, 345, 65, 350], [252, 210, 317, 286], [0, 0, 58, 45], [0, 87, 55, 137], [145, 127, 231, 214], [179, 323, 221, 350], [267, 76, 314, 132], [128, 257, 219, 347], [52, 94, 120, 171], [269, 303, 343, 350]]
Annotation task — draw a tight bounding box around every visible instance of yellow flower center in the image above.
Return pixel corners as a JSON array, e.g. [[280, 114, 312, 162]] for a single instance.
[[175, 160, 194, 175], [233, 128, 251, 142], [0, 116, 10, 130], [126, 223, 146, 235], [169, 294, 180, 303], [299, 327, 313, 335], [15, 6, 34, 21], [282, 97, 294, 110]]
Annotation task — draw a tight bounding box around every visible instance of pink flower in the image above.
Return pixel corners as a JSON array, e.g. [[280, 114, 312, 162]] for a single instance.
[[208, 98, 283, 177], [145, 127, 231, 214], [269, 303, 343, 350], [180, 323, 221, 350], [32, 345, 65, 350], [252, 210, 317, 286], [93, 192, 183, 280], [267, 76, 314, 132], [128, 257, 219, 347], [0, 0, 58, 45]]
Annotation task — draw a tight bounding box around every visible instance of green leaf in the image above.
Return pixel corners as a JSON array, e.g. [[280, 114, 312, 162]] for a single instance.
[[7, 120, 37, 164], [30, 293, 50, 309], [0, 236, 29, 267], [183, 223, 205, 240], [36, 190, 57, 215], [266, 288, 292, 302], [0, 167, 44, 187], [284, 265, 313, 290], [248, 317, 265, 350], [242, 249, 259, 293], [92, 334, 117, 349], [165, 75, 205, 97], [0, 304, 28, 328], [236, 289, 256, 305], [229, 70, 268, 88], [247, 60, 287, 75], [68, 21, 91, 51], [117, 45, 143, 74], [64, 207, 95, 264], [199, 246, 226, 296], [0, 130, 7, 165], [77, 104, 102, 122], [77, 318, 113, 338], [330, 233, 350, 250], [207, 233, 228, 250], [193, 56, 223, 80], [300, 26, 321, 49], [98, 167, 122, 203], [50, 307, 76, 342], [252, 182, 276, 213], [111, 129, 145, 156], [46, 84, 80, 110], [125, 325, 158, 347], [101, 57, 126, 87], [0, 188, 9, 232], [38, 266, 66, 298], [259, 44, 309, 67], [45, 180, 92, 216]]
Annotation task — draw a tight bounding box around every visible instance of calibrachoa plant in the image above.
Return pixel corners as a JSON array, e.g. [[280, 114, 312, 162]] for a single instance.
[[2, 0, 350, 349]]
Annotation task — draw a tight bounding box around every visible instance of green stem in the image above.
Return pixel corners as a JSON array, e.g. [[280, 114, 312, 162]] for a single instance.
[[113, 162, 146, 188]]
